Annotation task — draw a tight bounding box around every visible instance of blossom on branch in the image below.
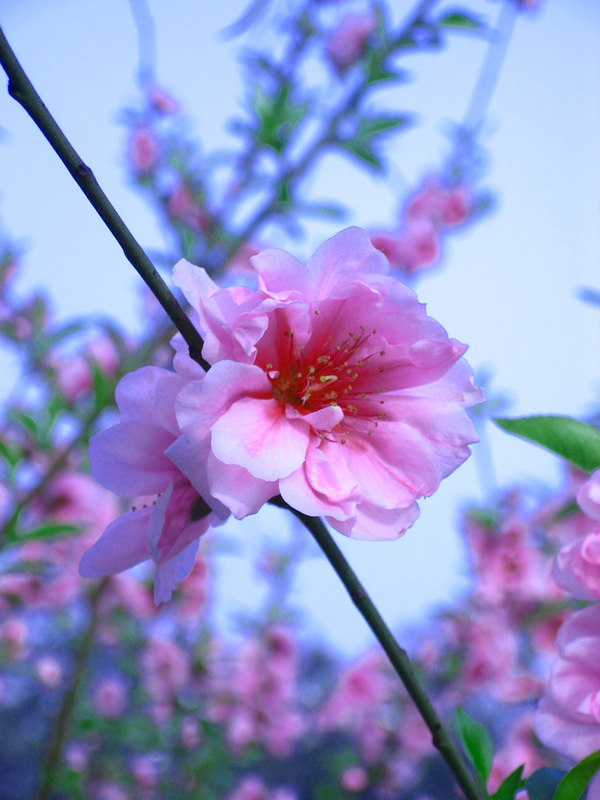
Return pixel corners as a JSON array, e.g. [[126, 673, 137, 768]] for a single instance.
[[79, 360, 227, 603], [168, 227, 483, 540]]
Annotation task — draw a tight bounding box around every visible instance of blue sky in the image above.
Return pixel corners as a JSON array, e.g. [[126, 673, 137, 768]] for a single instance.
[[0, 0, 599, 655]]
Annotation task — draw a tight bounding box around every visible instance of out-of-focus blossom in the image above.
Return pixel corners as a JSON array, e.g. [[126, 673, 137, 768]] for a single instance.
[[180, 715, 202, 749], [168, 180, 211, 232], [147, 85, 179, 115], [170, 227, 482, 540], [80, 358, 226, 604], [130, 754, 159, 788], [129, 125, 158, 174], [534, 605, 600, 761], [141, 636, 190, 709], [35, 655, 62, 687], [92, 677, 128, 718], [553, 530, 600, 601], [320, 651, 392, 729], [488, 717, 545, 794], [0, 617, 27, 659], [340, 766, 369, 792], [208, 627, 302, 757], [326, 9, 377, 71], [371, 177, 473, 276], [578, 469, 600, 522]]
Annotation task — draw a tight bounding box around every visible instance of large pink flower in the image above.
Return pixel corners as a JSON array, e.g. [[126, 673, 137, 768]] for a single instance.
[[534, 605, 600, 761], [168, 227, 483, 540], [79, 359, 227, 603]]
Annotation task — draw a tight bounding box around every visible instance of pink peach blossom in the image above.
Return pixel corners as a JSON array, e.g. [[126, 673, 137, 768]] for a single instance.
[[340, 766, 368, 792], [371, 220, 440, 275], [326, 10, 377, 71], [147, 85, 179, 115], [92, 677, 128, 717], [553, 529, 600, 601], [36, 655, 62, 688], [534, 605, 600, 761], [578, 470, 600, 522], [80, 358, 227, 604], [169, 227, 482, 540], [129, 125, 158, 174]]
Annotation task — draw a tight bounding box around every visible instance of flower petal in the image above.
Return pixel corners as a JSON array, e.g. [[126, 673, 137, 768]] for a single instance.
[[306, 227, 389, 298], [207, 451, 278, 518], [154, 537, 200, 605], [211, 397, 310, 481], [79, 508, 151, 577], [89, 421, 175, 496]]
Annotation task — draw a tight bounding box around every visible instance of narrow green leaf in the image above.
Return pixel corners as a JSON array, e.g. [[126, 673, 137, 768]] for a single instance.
[[526, 768, 567, 800], [490, 765, 525, 800], [9, 524, 80, 545], [339, 140, 382, 170], [455, 706, 494, 787], [553, 748, 600, 800], [493, 416, 600, 473], [358, 115, 412, 136], [7, 410, 38, 437], [439, 11, 485, 30]]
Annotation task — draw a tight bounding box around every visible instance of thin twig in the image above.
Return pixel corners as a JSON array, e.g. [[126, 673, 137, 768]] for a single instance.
[[0, 25, 209, 372], [270, 498, 483, 800], [34, 578, 108, 800]]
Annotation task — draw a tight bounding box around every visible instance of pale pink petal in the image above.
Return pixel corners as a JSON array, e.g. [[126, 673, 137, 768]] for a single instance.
[[79, 508, 152, 577], [207, 451, 278, 518], [154, 538, 200, 605], [306, 227, 389, 299], [578, 471, 600, 522], [211, 397, 310, 481], [176, 362, 271, 433], [337, 500, 420, 541], [534, 693, 600, 762], [89, 421, 175, 496], [115, 366, 170, 422], [279, 458, 356, 522], [254, 248, 310, 298], [285, 404, 344, 432], [166, 436, 230, 520]]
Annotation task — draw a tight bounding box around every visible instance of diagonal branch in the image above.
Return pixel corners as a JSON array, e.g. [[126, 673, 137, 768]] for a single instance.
[[269, 497, 484, 800], [0, 25, 210, 372]]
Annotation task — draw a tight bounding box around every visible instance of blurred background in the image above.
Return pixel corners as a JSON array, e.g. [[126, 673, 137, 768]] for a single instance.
[[0, 2, 599, 796]]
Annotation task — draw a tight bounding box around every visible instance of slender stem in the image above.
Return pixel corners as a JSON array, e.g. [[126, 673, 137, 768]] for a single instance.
[[34, 578, 108, 800], [217, 0, 440, 266], [270, 499, 483, 800], [463, 0, 518, 133], [0, 25, 210, 372]]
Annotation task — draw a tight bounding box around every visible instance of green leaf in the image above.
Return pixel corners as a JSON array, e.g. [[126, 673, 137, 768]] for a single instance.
[[493, 416, 600, 473], [8, 524, 80, 545], [526, 768, 567, 800], [553, 748, 600, 800], [455, 706, 494, 788], [490, 765, 525, 800], [358, 115, 412, 136], [339, 139, 382, 170], [439, 11, 485, 30], [7, 410, 38, 437]]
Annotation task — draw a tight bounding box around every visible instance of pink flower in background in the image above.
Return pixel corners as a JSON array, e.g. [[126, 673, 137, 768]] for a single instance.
[[578, 470, 600, 522], [129, 125, 158, 174], [534, 605, 600, 761], [168, 180, 211, 232], [326, 9, 377, 71], [371, 177, 473, 276], [147, 85, 179, 115], [79, 359, 227, 604], [170, 227, 482, 540], [406, 177, 471, 228], [320, 651, 392, 729], [340, 766, 368, 792], [92, 677, 128, 717], [36, 656, 62, 688]]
